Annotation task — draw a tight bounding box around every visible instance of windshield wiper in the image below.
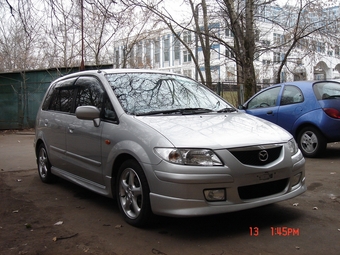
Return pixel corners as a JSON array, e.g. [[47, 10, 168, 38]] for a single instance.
[[323, 95, 340, 99], [217, 107, 237, 113], [136, 108, 213, 116], [181, 108, 213, 114]]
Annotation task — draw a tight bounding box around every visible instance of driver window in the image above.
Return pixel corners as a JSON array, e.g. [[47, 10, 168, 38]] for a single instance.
[[248, 87, 281, 109], [74, 77, 105, 112]]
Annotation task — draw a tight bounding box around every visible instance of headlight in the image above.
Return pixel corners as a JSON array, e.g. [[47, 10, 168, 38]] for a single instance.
[[154, 148, 223, 166], [288, 138, 298, 156]]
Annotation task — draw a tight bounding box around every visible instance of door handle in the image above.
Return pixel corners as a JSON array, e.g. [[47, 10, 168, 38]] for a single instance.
[[68, 125, 75, 134], [267, 111, 273, 115]]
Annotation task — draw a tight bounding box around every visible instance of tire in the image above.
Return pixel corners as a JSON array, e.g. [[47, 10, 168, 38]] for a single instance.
[[37, 144, 55, 183], [116, 159, 152, 227], [297, 126, 326, 158]]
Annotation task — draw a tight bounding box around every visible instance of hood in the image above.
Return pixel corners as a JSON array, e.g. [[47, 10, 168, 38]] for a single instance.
[[136, 112, 292, 149]]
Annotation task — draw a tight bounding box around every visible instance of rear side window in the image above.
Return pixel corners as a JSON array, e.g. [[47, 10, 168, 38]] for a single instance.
[[280, 85, 304, 105], [42, 78, 77, 112]]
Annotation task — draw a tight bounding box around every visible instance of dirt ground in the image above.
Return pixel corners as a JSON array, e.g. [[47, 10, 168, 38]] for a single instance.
[[0, 131, 340, 255]]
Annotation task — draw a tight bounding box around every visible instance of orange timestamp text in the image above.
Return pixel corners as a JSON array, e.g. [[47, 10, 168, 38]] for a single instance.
[[249, 226, 300, 236]]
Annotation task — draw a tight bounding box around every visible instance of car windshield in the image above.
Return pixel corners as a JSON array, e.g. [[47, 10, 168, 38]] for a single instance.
[[313, 81, 340, 100], [105, 73, 234, 115]]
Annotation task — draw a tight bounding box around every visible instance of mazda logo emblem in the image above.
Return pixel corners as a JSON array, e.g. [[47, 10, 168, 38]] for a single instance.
[[259, 150, 269, 162]]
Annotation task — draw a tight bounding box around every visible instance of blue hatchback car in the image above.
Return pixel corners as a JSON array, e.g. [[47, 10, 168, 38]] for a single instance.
[[240, 80, 340, 157]]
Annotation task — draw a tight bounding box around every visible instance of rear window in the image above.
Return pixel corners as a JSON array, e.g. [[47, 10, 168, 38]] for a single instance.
[[42, 77, 77, 112], [313, 81, 340, 100]]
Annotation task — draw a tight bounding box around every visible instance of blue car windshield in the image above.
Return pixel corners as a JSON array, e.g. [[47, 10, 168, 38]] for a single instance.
[[105, 73, 233, 115], [313, 81, 340, 100]]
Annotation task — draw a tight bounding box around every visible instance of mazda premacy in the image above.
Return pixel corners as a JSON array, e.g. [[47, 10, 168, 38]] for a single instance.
[[35, 69, 306, 227]]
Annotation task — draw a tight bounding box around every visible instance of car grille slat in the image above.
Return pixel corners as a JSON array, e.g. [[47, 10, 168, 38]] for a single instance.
[[229, 146, 282, 166]]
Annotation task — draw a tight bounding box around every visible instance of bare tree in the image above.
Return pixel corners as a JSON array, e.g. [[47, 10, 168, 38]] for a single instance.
[[265, 0, 340, 83], [112, 3, 162, 69], [0, 0, 44, 71], [82, 0, 119, 66], [44, 0, 83, 68], [124, 0, 216, 86]]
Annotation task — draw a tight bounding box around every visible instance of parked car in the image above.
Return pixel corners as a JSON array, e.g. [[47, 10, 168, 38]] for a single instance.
[[239, 80, 340, 157], [35, 69, 306, 227]]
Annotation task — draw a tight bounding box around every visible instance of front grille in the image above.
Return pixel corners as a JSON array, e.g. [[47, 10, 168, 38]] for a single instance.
[[229, 146, 282, 166], [238, 178, 288, 200]]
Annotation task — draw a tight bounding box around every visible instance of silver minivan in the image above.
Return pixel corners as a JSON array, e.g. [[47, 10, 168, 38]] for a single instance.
[[35, 69, 306, 227]]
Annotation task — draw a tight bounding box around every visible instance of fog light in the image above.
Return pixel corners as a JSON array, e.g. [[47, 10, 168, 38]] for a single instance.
[[291, 173, 301, 187], [204, 189, 226, 202]]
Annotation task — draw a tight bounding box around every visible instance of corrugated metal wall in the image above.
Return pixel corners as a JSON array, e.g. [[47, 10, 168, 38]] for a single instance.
[[0, 66, 112, 130]]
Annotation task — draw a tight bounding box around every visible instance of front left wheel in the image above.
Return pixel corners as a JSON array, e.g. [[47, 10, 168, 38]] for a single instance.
[[37, 143, 55, 183], [116, 159, 152, 227]]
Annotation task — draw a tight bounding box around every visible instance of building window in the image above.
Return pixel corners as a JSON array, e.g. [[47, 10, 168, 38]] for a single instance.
[[226, 28, 234, 37], [145, 41, 151, 65], [273, 52, 282, 63], [255, 30, 260, 42], [262, 40, 270, 47], [183, 31, 192, 44], [174, 37, 180, 61], [273, 33, 283, 44], [115, 48, 119, 68], [183, 50, 191, 62], [154, 39, 160, 63], [273, 53, 280, 63], [225, 48, 235, 59], [297, 39, 308, 50], [335, 45, 340, 56], [312, 41, 325, 53], [262, 59, 271, 65], [163, 35, 170, 62], [137, 42, 143, 66], [129, 46, 134, 67]]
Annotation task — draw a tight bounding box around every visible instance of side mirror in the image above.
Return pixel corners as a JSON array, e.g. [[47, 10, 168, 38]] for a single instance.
[[76, 106, 101, 127]]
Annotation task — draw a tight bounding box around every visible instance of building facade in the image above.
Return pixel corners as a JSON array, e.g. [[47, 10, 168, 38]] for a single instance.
[[112, 3, 340, 87]]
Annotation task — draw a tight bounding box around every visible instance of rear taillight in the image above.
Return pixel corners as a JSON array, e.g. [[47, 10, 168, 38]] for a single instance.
[[323, 108, 340, 119]]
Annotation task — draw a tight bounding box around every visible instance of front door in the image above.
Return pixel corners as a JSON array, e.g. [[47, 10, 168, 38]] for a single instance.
[[65, 76, 105, 185], [245, 86, 282, 124]]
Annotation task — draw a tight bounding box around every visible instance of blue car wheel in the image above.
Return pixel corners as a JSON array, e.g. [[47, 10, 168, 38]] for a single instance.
[[297, 126, 326, 158]]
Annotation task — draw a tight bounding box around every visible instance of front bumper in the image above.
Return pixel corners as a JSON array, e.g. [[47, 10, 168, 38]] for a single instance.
[[147, 147, 306, 217]]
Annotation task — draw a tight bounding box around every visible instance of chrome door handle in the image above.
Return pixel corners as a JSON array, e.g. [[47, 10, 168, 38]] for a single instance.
[[68, 125, 75, 134]]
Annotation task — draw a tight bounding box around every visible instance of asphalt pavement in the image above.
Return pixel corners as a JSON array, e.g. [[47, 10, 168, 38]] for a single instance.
[[0, 130, 36, 172], [0, 129, 339, 254]]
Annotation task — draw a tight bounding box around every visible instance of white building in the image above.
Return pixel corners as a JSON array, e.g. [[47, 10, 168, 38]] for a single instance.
[[112, 3, 340, 86]]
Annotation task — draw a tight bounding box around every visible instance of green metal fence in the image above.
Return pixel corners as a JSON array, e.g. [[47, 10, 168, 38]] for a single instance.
[[0, 71, 55, 129], [0, 65, 112, 130]]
